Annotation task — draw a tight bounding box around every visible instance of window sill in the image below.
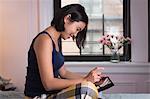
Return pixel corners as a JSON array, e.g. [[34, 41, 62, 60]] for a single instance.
[[65, 62, 150, 74]]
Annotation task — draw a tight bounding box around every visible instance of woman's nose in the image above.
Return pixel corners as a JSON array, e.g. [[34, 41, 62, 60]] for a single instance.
[[70, 33, 74, 37], [70, 33, 77, 38], [74, 31, 78, 37]]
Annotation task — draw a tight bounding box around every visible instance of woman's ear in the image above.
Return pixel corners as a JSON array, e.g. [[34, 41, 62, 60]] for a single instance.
[[64, 14, 71, 24]]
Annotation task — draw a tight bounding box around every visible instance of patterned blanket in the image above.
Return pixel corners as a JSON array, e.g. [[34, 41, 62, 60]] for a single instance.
[[46, 81, 99, 99]]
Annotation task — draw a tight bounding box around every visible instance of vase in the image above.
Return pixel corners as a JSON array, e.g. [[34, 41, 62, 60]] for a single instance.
[[110, 49, 120, 63]]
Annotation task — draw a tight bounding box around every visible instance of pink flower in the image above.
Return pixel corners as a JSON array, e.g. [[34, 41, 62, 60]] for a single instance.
[[98, 34, 131, 51]]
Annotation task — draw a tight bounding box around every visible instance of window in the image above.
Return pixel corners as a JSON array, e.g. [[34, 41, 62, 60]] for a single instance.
[[54, 0, 131, 61]]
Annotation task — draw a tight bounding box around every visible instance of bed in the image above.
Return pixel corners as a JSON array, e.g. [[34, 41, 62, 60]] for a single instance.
[[0, 91, 150, 99]]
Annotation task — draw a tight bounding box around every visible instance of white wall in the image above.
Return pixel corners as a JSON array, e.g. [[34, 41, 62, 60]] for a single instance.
[[0, 3, 2, 75], [131, 0, 148, 62], [39, 0, 53, 31], [0, 0, 38, 91], [0, 1, 3, 74], [0, 0, 53, 91]]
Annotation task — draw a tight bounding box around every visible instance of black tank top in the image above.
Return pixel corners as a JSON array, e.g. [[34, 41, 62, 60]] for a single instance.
[[24, 31, 64, 98]]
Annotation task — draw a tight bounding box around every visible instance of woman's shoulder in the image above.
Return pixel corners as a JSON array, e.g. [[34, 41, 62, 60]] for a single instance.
[[33, 32, 54, 51]]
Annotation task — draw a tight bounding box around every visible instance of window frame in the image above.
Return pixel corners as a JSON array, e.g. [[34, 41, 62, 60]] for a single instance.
[[148, 0, 150, 62], [54, 0, 131, 62]]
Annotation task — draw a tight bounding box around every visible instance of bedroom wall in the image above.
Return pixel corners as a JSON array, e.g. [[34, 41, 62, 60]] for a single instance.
[[0, 0, 39, 91], [131, 0, 148, 62], [0, 2, 3, 74], [0, 0, 29, 91], [0, 0, 53, 91]]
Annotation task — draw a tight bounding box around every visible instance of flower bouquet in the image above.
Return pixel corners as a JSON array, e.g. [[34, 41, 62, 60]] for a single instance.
[[98, 34, 131, 62]]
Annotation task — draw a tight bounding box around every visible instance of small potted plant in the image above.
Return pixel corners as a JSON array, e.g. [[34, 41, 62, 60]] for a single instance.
[[98, 34, 131, 62]]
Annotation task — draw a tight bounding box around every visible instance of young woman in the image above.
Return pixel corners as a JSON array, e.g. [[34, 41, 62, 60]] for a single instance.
[[24, 4, 104, 99]]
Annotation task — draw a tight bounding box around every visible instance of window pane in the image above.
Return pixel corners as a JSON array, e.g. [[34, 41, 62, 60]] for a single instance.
[[81, 42, 103, 55], [61, 0, 123, 56], [103, 0, 123, 54], [62, 38, 80, 55]]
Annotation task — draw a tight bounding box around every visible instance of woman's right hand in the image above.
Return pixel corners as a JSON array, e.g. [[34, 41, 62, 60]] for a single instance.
[[84, 67, 104, 83]]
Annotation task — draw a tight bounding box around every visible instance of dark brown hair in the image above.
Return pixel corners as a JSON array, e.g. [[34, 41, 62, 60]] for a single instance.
[[51, 4, 88, 48]]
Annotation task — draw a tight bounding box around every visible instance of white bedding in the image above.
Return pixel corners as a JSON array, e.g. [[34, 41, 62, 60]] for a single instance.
[[102, 94, 150, 99], [0, 91, 150, 99]]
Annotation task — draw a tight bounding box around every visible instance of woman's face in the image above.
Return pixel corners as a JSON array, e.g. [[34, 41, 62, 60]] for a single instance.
[[61, 19, 86, 40]]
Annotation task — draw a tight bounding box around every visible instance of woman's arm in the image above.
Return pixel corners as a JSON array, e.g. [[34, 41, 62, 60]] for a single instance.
[[59, 65, 84, 79], [34, 34, 85, 91], [59, 65, 104, 83]]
